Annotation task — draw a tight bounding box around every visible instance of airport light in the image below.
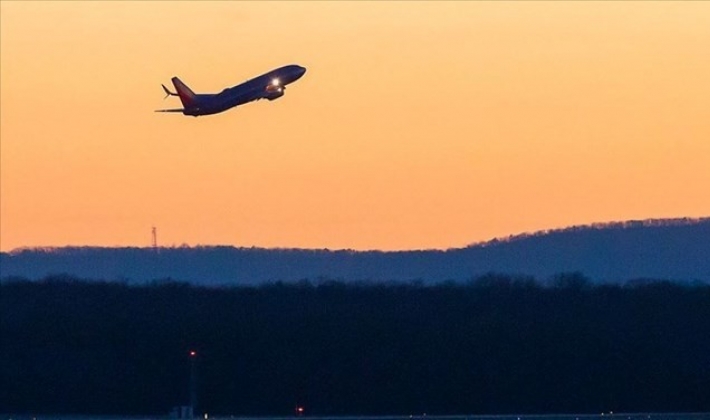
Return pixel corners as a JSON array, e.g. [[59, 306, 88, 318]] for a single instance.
[[189, 349, 198, 417]]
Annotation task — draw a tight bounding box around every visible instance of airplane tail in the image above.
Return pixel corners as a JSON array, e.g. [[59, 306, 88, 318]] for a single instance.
[[171, 77, 197, 108]]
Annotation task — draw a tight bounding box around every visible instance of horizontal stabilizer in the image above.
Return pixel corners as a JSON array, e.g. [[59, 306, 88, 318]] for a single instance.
[[154, 108, 185, 113]]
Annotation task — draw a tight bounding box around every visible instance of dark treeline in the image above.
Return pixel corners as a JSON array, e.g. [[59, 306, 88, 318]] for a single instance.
[[2, 274, 710, 416]]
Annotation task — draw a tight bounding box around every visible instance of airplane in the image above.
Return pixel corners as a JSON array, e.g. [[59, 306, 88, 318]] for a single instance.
[[156, 64, 306, 116]]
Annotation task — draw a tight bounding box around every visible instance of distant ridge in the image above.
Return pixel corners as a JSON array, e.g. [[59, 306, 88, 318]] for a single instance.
[[2, 217, 709, 285], [467, 217, 710, 247]]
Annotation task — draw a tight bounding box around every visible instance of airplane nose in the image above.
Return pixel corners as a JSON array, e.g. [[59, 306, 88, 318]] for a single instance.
[[298, 66, 306, 76]]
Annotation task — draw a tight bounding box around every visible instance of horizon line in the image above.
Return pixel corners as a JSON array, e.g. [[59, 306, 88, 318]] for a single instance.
[[4, 216, 708, 255]]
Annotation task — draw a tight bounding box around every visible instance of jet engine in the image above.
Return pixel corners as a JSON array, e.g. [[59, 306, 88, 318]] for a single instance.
[[265, 89, 285, 101]]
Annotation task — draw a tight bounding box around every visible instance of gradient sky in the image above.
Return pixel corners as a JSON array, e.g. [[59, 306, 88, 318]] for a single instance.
[[2, 1, 709, 251]]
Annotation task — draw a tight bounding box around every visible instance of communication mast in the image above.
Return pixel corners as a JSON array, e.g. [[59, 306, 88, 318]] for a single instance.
[[151, 226, 158, 250]]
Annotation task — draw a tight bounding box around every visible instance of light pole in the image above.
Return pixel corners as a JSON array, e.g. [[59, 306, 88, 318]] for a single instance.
[[189, 350, 198, 418]]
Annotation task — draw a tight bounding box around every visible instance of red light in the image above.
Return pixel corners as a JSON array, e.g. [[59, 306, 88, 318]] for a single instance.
[[189, 350, 197, 357]]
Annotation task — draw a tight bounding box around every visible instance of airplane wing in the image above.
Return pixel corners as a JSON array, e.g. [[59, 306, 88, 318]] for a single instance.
[[219, 80, 280, 107], [154, 108, 185, 113]]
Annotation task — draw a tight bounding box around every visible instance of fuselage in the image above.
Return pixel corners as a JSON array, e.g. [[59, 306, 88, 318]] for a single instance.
[[181, 64, 306, 116]]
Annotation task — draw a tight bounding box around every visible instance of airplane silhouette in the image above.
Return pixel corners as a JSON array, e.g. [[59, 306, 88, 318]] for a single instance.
[[156, 64, 306, 116]]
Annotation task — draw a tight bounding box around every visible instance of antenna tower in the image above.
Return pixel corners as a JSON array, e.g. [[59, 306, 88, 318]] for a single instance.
[[151, 226, 158, 250]]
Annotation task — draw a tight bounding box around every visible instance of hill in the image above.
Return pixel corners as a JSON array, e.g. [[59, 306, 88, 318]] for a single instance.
[[2, 217, 709, 285]]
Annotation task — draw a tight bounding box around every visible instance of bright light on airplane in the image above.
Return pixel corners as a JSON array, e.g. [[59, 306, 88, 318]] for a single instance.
[[271, 78, 280, 86]]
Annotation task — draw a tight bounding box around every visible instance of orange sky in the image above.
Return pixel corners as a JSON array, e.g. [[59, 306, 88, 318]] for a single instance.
[[1, 1, 709, 251]]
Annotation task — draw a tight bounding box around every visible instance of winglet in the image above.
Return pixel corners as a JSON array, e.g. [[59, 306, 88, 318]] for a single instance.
[[162, 84, 178, 99]]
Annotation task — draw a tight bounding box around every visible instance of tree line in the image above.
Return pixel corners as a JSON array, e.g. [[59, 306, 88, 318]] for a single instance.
[[2, 274, 709, 415]]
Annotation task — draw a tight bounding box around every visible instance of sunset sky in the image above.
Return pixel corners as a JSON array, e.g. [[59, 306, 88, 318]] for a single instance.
[[1, 1, 709, 252]]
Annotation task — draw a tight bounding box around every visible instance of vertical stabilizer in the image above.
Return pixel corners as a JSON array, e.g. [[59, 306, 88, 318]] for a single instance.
[[171, 77, 196, 107]]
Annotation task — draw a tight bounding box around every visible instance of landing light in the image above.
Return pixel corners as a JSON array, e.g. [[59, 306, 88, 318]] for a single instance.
[[271, 78, 280, 86]]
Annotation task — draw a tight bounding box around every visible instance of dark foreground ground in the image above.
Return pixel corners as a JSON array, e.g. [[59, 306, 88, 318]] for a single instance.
[[2, 415, 710, 420], [2, 275, 709, 415]]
